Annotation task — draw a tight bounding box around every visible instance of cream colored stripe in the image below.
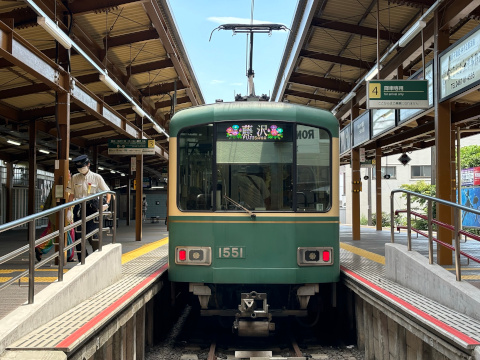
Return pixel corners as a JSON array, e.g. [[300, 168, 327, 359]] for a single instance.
[[170, 220, 339, 224]]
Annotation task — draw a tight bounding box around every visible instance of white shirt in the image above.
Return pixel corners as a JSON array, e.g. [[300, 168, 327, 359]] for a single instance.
[[67, 170, 110, 199]]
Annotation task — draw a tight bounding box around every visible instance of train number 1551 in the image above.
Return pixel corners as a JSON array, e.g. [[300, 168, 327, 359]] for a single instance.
[[217, 246, 245, 258]]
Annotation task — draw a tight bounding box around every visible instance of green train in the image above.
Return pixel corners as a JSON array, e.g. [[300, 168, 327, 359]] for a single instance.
[[168, 102, 339, 336]]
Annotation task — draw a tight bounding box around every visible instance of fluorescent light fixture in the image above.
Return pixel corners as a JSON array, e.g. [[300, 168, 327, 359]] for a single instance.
[[398, 20, 426, 47], [121, 173, 126, 176], [342, 92, 356, 105], [132, 103, 147, 118], [7, 140, 21, 146], [37, 16, 72, 49], [39, 149, 50, 154], [98, 166, 104, 170], [99, 74, 119, 93], [153, 124, 164, 134], [365, 66, 380, 81], [110, 170, 116, 174]]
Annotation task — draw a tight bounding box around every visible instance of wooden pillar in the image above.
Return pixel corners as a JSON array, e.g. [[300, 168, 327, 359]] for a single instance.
[[375, 146, 382, 231], [434, 9, 452, 265], [54, 92, 70, 204], [135, 154, 143, 241], [91, 145, 98, 173], [54, 92, 70, 264], [352, 148, 361, 240], [28, 120, 37, 215], [135, 113, 143, 240], [5, 162, 13, 223], [127, 159, 132, 226], [351, 103, 360, 240]]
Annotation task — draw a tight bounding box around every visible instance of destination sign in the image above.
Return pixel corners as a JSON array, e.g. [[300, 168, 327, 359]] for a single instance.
[[217, 122, 293, 142]]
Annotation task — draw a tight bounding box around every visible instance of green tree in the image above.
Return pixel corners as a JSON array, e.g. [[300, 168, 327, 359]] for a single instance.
[[459, 145, 480, 169]]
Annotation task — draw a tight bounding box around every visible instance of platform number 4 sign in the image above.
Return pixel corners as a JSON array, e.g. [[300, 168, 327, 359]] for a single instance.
[[369, 82, 381, 99]]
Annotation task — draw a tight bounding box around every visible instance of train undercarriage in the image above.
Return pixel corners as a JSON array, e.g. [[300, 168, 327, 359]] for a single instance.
[[188, 282, 336, 337]]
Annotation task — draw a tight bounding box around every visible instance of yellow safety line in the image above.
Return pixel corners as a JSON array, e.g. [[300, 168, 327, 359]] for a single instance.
[[18, 277, 59, 283], [0, 269, 69, 274], [340, 243, 480, 279], [461, 275, 480, 280], [0, 277, 62, 283], [340, 242, 386, 265], [121, 237, 169, 264], [0, 238, 170, 283]]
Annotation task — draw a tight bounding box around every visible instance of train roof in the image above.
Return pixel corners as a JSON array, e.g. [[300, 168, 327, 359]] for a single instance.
[[169, 102, 339, 137]]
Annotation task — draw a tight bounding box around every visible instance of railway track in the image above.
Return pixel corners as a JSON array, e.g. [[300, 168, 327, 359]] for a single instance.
[[145, 303, 365, 360]]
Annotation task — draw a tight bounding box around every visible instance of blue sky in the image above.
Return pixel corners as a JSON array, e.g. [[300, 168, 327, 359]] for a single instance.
[[168, 0, 298, 104]]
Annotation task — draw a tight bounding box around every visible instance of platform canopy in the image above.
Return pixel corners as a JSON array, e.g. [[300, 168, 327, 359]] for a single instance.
[[272, 0, 480, 165], [0, 0, 203, 179]]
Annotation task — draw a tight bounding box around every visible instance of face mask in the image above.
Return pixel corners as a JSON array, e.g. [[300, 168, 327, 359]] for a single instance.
[[78, 166, 88, 175]]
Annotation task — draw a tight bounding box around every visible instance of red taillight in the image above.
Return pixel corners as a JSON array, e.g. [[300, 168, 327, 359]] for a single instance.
[[322, 250, 330, 262], [179, 249, 187, 261]]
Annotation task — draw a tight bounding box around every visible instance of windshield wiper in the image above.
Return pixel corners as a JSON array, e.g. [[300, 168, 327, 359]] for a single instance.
[[223, 195, 256, 219]]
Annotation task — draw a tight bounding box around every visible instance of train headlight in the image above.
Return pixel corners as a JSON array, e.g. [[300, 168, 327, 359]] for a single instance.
[[175, 246, 211, 266], [297, 247, 333, 266]]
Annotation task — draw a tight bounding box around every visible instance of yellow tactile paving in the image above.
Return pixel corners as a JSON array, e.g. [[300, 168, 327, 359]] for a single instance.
[[121, 237, 169, 264], [340, 242, 386, 265]]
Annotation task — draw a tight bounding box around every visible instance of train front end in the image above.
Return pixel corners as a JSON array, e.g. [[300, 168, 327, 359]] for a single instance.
[[168, 102, 339, 336]]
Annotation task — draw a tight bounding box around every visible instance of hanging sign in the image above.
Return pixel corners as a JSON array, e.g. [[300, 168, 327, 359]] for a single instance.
[[367, 80, 429, 109], [108, 139, 155, 155], [440, 25, 480, 100]]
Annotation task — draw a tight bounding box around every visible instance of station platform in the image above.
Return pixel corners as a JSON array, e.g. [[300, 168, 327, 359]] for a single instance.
[[0, 220, 168, 320], [0, 224, 479, 359]]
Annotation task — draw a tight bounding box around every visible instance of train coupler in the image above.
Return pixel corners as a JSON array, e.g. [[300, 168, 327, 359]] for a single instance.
[[233, 291, 275, 337]]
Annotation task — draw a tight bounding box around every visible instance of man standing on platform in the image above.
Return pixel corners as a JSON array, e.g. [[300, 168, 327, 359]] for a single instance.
[[67, 155, 111, 262]]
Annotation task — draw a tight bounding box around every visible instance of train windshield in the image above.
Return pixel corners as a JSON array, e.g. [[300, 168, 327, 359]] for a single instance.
[[177, 122, 331, 212]]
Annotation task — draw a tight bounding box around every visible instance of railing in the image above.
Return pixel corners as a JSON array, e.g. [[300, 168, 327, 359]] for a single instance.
[[0, 191, 116, 303], [390, 189, 480, 281]]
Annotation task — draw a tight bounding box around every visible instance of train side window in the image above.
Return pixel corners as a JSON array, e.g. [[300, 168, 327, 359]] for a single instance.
[[296, 125, 331, 212], [178, 125, 214, 211]]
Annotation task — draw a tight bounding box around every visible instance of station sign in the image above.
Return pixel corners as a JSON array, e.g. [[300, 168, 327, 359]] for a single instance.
[[440, 24, 480, 100], [108, 139, 155, 155], [352, 111, 370, 147], [367, 80, 429, 109], [340, 123, 351, 155]]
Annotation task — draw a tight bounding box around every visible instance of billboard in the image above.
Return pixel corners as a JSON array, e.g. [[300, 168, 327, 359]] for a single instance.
[[460, 187, 480, 228], [461, 166, 480, 186]]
